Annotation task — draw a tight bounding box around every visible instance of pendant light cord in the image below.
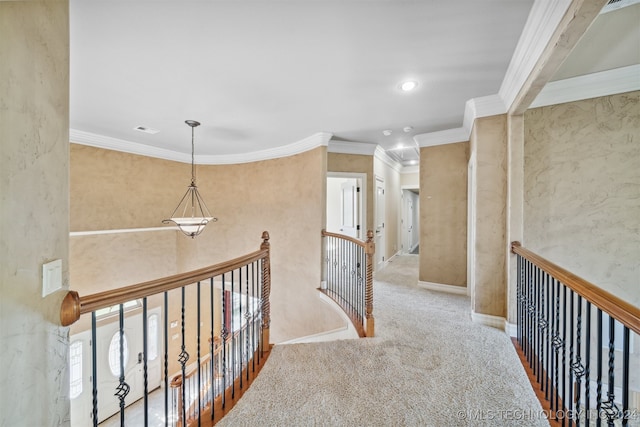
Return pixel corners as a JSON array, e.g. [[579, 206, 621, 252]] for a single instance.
[[191, 125, 196, 186]]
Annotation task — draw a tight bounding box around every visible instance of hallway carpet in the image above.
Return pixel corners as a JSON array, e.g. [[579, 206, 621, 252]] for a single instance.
[[218, 255, 549, 427]]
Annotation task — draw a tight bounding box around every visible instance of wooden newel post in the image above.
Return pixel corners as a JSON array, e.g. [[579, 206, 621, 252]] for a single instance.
[[364, 230, 375, 337], [260, 231, 271, 350]]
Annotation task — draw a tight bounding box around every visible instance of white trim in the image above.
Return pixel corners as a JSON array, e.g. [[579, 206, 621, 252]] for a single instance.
[[418, 281, 468, 295], [374, 146, 402, 173], [463, 94, 507, 131], [328, 140, 378, 156], [70, 129, 192, 163], [279, 291, 359, 344], [471, 311, 507, 331], [413, 127, 469, 148], [530, 65, 640, 108], [71, 129, 332, 165], [499, 0, 574, 111], [70, 226, 178, 236], [506, 322, 518, 338], [400, 165, 419, 174]]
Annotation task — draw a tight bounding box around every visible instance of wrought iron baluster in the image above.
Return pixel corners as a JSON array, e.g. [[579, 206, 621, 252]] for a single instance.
[[545, 272, 551, 399], [251, 261, 256, 373], [517, 254, 521, 345], [164, 292, 169, 427], [601, 316, 621, 426], [197, 281, 201, 426], [539, 268, 548, 394], [91, 312, 98, 427], [535, 266, 540, 381], [222, 273, 228, 407], [549, 275, 556, 406], [231, 270, 235, 399], [585, 301, 592, 424], [143, 297, 149, 427], [561, 284, 567, 427], [568, 290, 574, 427], [596, 308, 603, 427], [572, 295, 585, 425], [622, 326, 630, 427], [210, 277, 215, 421], [116, 304, 130, 427], [179, 287, 189, 425]]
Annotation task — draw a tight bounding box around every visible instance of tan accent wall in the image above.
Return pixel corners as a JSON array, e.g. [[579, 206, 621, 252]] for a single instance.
[[70, 145, 341, 347], [327, 153, 374, 231], [470, 115, 508, 317], [419, 142, 468, 286], [523, 91, 640, 307], [0, 2, 71, 424]]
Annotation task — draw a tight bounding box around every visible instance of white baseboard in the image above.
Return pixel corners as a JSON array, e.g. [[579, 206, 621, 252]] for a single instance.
[[279, 290, 359, 344], [418, 281, 468, 295], [505, 322, 518, 337], [471, 311, 507, 332]]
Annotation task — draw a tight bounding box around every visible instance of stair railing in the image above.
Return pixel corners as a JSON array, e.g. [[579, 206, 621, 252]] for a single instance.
[[320, 229, 375, 337], [61, 231, 272, 427], [511, 242, 640, 427]]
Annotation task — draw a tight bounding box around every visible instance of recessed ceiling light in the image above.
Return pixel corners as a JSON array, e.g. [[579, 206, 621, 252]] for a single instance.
[[134, 126, 160, 135], [403, 126, 413, 133], [400, 81, 418, 92], [382, 129, 393, 136]]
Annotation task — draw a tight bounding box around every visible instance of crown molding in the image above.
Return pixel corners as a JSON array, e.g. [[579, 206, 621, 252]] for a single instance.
[[463, 94, 507, 131], [400, 165, 419, 174], [70, 129, 332, 165], [499, 0, 573, 111], [70, 129, 192, 163], [530, 65, 640, 108], [414, 127, 469, 148], [327, 140, 378, 156], [374, 146, 403, 173], [198, 132, 333, 165]]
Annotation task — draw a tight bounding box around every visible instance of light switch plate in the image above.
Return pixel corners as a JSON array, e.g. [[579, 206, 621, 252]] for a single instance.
[[42, 259, 62, 297]]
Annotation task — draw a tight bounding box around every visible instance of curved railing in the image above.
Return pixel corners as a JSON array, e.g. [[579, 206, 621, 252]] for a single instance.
[[511, 242, 640, 426], [61, 232, 272, 427], [321, 229, 375, 337]]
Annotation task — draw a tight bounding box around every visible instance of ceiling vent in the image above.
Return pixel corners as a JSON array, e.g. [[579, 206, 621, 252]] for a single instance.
[[134, 126, 159, 135], [601, 0, 640, 13]]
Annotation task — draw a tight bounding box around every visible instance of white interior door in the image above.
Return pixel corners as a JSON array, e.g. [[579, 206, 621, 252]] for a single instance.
[[340, 179, 359, 238], [375, 178, 385, 269], [406, 196, 414, 252]]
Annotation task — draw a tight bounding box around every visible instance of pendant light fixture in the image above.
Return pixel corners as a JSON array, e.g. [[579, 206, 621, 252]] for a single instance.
[[163, 120, 217, 238]]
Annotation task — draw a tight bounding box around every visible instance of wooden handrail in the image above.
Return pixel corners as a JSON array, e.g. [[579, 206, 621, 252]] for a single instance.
[[61, 232, 271, 326], [321, 229, 368, 248], [511, 241, 640, 336]]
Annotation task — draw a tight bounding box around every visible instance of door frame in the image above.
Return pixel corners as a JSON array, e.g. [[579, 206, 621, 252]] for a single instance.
[[327, 172, 367, 240], [401, 185, 419, 254], [374, 175, 386, 270]]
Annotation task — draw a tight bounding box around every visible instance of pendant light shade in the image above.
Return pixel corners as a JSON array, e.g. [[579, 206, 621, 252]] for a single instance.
[[163, 120, 217, 238]]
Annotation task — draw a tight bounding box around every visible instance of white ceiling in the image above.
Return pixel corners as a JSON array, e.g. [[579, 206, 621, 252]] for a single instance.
[[69, 1, 638, 167], [69, 0, 534, 166]]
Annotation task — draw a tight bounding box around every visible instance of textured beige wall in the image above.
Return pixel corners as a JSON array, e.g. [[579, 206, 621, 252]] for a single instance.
[[419, 142, 468, 286], [524, 91, 640, 308], [470, 115, 508, 317], [70, 145, 340, 343], [0, 2, 70, 425], [327, 153, 374, 231]]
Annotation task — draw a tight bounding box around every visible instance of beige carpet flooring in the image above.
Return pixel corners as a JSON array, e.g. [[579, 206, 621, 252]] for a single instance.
[[218, 255, 549, 427]]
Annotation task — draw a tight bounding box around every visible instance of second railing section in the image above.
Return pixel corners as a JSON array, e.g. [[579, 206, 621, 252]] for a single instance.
[[320, 229, 375, 337]]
